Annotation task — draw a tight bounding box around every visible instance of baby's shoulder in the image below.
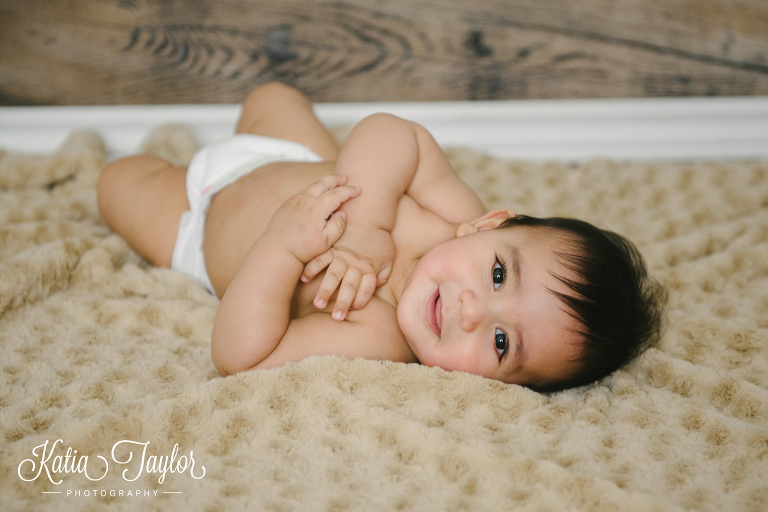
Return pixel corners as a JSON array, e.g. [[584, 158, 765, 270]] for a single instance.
[[337, 295, 417, 364], [355, 299, 416, 363], [254, 296, 414, 370], [347, 295, 401, 334], [330, 296, 413, 362]]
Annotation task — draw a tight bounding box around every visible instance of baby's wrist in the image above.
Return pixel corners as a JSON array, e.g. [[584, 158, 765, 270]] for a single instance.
[[259, 228, 307, 265]]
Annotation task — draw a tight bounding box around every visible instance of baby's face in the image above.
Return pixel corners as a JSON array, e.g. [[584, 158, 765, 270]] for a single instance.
[[396, 225, 583, 387]]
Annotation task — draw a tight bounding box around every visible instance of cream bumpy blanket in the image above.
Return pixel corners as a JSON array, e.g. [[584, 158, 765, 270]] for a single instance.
[[1, 125, 767, 512]]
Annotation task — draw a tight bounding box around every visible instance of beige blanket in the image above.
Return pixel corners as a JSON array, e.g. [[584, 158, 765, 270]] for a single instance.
[[1, 126, 767, 511]]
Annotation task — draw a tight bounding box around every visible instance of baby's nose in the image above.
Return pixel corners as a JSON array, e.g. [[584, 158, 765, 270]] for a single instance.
[[459, 290, 485, 332]]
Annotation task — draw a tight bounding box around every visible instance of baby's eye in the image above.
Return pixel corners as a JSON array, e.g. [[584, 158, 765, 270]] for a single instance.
[[495, 328, 508, 360], [492, 259, 505, 290]]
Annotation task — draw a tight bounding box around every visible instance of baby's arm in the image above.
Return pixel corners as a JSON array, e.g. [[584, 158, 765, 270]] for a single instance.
[[337, 113, 485, 227], [304, 114, 486, 317], [211, 175, 359, 376]]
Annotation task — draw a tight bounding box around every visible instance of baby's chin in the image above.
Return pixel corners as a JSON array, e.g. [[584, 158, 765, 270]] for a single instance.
[[404, 337, 427, 367], [398, 326, 436, 368]]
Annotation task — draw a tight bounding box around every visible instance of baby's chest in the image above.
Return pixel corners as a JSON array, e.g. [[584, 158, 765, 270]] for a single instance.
[[289, 269, 388, 319], [290, 271, 330, 319]]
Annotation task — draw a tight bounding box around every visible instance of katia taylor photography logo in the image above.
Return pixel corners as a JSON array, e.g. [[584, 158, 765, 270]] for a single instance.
[[18, 439, 206, 487]]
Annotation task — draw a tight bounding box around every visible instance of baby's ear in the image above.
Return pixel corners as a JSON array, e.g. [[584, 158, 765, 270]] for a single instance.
[[456, 209, 516, 237]]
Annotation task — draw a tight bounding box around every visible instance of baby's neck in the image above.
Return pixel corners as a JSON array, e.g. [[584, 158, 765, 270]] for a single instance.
[[377, 255, 421, 309], [376, 221, 460, 310]]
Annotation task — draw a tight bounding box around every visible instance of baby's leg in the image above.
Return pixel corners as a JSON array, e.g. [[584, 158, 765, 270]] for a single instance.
[[236, 83, 340, 161], [97, 156, 189, 267]]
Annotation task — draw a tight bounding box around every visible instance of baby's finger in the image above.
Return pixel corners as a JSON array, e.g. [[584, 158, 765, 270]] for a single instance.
[[319, 184, 361, 215], [332, 267, 363, 321], [314, 257, 348, 309], [350, 273, 377, 311], [376, 262, 393, 287], [301, 250, 333, 283], [306, 174, 348, 197], [322, 210, 347, 248]]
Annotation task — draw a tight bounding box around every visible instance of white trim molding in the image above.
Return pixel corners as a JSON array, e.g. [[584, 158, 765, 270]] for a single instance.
[[1, 97, 767, 162]]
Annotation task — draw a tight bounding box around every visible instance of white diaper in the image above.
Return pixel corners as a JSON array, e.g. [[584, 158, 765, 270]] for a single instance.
[[171, 134, 323, 294]]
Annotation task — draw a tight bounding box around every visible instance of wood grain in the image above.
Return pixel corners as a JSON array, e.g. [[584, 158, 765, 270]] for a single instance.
[[1, 0, 767, 105]]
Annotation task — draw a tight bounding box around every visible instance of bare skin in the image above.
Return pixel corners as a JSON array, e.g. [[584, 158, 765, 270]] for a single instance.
[[97, 83, 582, 387]]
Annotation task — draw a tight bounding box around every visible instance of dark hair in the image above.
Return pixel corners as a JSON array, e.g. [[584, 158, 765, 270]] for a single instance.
[[498, 215, 667, 393]]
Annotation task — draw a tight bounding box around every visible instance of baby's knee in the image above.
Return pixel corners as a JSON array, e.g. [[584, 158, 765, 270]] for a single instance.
[[244, 82, 311, 110]]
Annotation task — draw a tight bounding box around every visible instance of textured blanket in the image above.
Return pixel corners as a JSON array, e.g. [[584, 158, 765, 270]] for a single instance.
[[1, 126, 767, 512]]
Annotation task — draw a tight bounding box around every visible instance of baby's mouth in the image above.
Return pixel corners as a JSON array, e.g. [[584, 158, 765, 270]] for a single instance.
[[426, 288, 442, 337]]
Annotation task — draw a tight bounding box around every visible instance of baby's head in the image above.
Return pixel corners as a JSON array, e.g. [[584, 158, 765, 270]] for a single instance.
[[396, 211, 666, 392], [496, 215, 667, 391]]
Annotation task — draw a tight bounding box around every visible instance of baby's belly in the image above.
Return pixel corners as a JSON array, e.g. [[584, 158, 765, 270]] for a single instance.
[[203, 160, 336, 297]]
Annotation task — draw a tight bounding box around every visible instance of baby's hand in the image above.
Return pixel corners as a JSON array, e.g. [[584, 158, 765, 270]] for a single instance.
[[301, 223, 394, 321], [267, 175, 361, 264]]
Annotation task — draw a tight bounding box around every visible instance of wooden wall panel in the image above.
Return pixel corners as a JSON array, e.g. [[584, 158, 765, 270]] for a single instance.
[[0, 0, 766, 105]]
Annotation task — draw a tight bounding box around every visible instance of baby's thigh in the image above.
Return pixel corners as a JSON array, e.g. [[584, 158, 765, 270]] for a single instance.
[[236, 83, 339, 161], [97, 155, 189, 267]]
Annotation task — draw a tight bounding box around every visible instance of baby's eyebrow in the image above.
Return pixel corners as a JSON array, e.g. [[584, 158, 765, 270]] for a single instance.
[[504, 243, 522, 289], [503, 243, 525, 375], [508, 331, 526, 375]]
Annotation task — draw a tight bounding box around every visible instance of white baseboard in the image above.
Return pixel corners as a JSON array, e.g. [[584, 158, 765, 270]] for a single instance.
[[1, 97, 767, 162]]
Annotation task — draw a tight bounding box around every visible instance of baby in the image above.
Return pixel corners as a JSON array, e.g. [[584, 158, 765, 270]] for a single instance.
[[97, 83, 665, 392]]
